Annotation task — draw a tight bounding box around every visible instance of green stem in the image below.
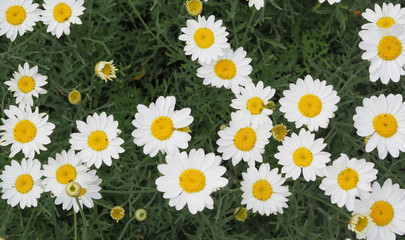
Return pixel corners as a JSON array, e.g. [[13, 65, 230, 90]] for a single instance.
[[117, 217, 135, 240], [241, 10, 256, 46], [74, 211, 77, 240], [93, 200, 112, 209], [75, 197, 88, 240]]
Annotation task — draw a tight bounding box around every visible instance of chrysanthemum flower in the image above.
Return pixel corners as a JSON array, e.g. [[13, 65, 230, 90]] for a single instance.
[[0, 158, 43, 208], [362, 3, 405, 30], [230, 81, 275, 126], [274, 128, 331, 182], [348, 213, 374, 239], [54, 170, 102, 212], [132, 96, 194, 157], [0, 105, 55, 159], [5, 62, 48, 108], [134, 208, 147, 221], [42, 149, 90, 197], [156, 149, 228, 215], [70, 112, 125, 168], [0, 0, 40, 41], [185, 0, 202, 16], [318, 0, 341, 4], [359, 25, 405, 84], [279, 75, 340, 132], [353, 94, 405, 159], [197, 47, 252, 94], [216, 112, 272, 166], [41, 0, 85, 38], [247, 0, 264, 10], [68, 89, 81, 105], [111, 206, 125, 223], [319, 154, 378, 211], [179, 15, 230, 64], [353, 179, 405, 240], [271, 124, 289, 142], [241, 163, 291, 216], [95, 60, 118, 82]]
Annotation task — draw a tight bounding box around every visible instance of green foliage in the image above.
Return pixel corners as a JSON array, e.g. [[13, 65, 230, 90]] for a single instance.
[[0, 0, 405, 239]]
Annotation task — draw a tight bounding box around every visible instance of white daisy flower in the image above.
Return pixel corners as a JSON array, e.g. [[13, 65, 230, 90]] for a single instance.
[[353, 94, 405, 159], [319, 0, 341, 4], [241, 163, 291, 216], [274, 128, 331, 182], [348, 213, 374, 239], [196, 47, 252, 94], [0, 0, 40, 41], [42, 149, 90, 197], [155, 148, 228, 215], [4, 62, 48, 108], [69, 112, 125, 168], [230, 81, 276, 127], [95, 60, 118, 82], [247, 0, 264, 10], [179, 15, 230, 64], [216, 112, 272, 166], [41, 0, 85, 38], [132, 96, 194, 157], [353, 179, 405, 240], [319, 153, 378, 211], [362, 3, 405, 30], [279, 75, 340, 132], [359, 24, 405, 84], [0, 105, 55, 159], [54, 170, 102, 213], [0, 158, 43, 208]]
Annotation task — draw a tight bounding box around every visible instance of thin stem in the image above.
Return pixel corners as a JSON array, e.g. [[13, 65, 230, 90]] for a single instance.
[[74, 211, 78, 240], [242, 10, 256, 46], [117, 217, 135, 240], [93, 200, 112, 209], [75, 197, 88, 240]]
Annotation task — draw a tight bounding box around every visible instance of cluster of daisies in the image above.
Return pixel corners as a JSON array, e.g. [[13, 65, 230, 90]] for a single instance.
[[0, 61, 126, 212], [0, 0, 85, 40]]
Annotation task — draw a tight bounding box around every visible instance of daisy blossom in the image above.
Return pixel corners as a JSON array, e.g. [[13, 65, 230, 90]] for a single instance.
[[353, 94, 405, 159], [319, 153, 378, 211], [241, 163, 291, 216], [179, 15, 230, 64], [156, 149, 228, 214], [230, 81, 275, 127], [362, 3, 405, 30], [247, 0, 264, 10], [70, 112, 125, 168], [132, 96, 194, 157], [216, 112, 272, 166], [41, 0, 85, 38], [0, 105, 55, 159], [274, 128, 331, 182], [197, 47, 252, 94], [5, 62, 48, 108], [279, 75, 340, 132], [348, 213, 374, 239], [353, 179, 405, 240], [185, 0, 203, 17], [0, 0, 40, 41], [0, 158, 43, 208], [95, 60, 118, 82]]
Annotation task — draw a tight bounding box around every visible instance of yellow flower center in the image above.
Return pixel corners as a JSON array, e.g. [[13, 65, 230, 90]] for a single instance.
[[185, 0, 203, 16], [56, 164, 77, 184], [271, 124, 289, 142], [373, 113, 398, 138], [292, 147, 313, 167], [252, 180, 272, 201], [234, 207, 248, 222], [298, 94, 322, 118], [179, 169, 206, 193], [79, 188, 86, 196], [68, 90, 81, 105], [233, 127, 257, 151], [370, 201, 394, 226], [17, 76, 35, 94], [88, 131, 109, 151], [377, 17, 395, 29], [15, 174, 34, 194], [378, 36, 402, 61], [193, 28, 215, 49], [337, 168, 359, 190], [53, 3, 72, 23], [151, 116, 174, 140], [6, 6, 26, 26], [101, 64, 111, 76], [111, 206, 125, 222], [13, 120, 37, 143], [214, 59, 237, 80], [350, 215, 369, 233], [66, 181, 82, 197], [246, 97, 264, 115]]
